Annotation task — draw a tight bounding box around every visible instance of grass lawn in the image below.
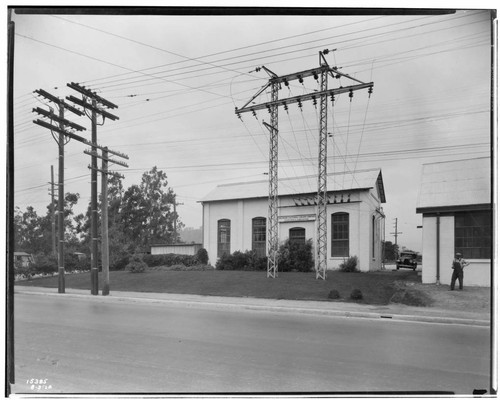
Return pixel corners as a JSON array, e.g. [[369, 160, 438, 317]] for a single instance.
[[15, 269, 421, 305]]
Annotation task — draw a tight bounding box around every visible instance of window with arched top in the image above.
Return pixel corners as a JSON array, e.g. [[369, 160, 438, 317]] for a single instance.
[[332, 212, 349, 257], [252, 217, 266, 257], [289, 227, 306, 245], [217, 219, 231, 258]]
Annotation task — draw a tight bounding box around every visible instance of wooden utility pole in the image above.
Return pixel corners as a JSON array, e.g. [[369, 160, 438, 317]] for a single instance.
[[66, 82, 119, 295], [101, 148, 110, 295], [33, 90, 85, 293], [50, 165, 56, 256], [173, 195, 184, 244]]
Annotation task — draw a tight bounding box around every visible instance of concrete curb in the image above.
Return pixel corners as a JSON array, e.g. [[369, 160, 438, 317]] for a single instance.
[[15, 287, 490, 327]]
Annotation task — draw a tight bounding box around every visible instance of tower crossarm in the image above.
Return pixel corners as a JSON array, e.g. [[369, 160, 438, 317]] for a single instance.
[[236, 82, 373, 114]]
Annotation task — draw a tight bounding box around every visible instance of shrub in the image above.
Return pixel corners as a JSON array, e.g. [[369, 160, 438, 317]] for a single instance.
[[111, 253, 131, 271], [350, 288, 363, 300], [339, 256, 359, 273], [126, 254, 148, 273], [277, 239, 314, 272], [215, 250, 267, 271], [196, 248, 209, 265], [328, 289, 341, 300], [142, 253, 198, 268]]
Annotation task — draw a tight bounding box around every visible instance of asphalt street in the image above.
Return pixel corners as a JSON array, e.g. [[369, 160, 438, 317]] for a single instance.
[[13, 292, 490, 394]]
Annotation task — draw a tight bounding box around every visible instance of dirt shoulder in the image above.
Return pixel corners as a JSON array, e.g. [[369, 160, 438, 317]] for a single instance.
[[407, 281, 491, 313]]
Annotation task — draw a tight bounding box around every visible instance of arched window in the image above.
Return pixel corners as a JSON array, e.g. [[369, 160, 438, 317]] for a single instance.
[[252, 217, 266, 257], [217, 219, 231, 258], [289, 227, 306, 245], [331, 212, 349, 257]]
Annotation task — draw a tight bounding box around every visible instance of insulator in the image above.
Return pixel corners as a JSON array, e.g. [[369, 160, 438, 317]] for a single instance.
[[236, 113, 242, 121], [298, 75, 303, 84], [349, 90, 354, 102], [368, 87, 373, 98], [252, 110, 257, 119], [330, 94, 335, 104], [283, 103, 288, 112], [284, 79, 289, 87], [335, 74, 341, 79], [297, 99, 302, 110], [313, 72, 318, 80], [266, 105, 271, 114], [322, 49, 329, 55], [255, 67, 261, 73]]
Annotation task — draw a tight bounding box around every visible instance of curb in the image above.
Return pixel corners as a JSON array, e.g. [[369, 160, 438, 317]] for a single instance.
[[15, 288, 490, 327]]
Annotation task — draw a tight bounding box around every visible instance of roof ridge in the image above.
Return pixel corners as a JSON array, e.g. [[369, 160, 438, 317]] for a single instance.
[[213, 167, 382, 189]]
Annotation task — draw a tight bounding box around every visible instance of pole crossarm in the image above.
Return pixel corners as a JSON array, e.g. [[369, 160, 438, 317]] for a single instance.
[[33, 107, 86, 131], [66, 95, 119, 121], [67, 82, 118, 109], [83, 149, 129, 168], [236, 82, 373, 114], [34, 89, 84, 116]]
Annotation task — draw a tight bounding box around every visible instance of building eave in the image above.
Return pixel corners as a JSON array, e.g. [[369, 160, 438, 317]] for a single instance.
[[416, 203, 492, 215]]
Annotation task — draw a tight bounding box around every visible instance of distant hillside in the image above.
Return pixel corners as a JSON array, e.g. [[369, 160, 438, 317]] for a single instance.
[[180, 227, 202, 244]]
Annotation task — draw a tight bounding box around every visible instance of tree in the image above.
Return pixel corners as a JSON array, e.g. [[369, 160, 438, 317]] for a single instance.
[[14, 192, 82, 255], [121, 167, 178, 248], [383, 241, 399, 262]]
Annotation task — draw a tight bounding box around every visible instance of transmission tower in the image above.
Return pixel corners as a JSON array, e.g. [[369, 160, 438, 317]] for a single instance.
[[236, 50, 374, 280]]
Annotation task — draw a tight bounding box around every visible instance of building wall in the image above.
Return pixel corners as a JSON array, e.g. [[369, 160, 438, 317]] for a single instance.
[[421, 215, 490, 286], [150, 244, 202, 256], [203, 190, 384, 272]]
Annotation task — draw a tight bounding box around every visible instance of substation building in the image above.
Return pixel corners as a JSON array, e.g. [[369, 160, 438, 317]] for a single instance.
[[201, 168, 386, 271]]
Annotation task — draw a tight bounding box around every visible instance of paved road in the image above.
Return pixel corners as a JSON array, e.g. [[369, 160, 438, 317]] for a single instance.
[[13, 293, 490, 394]]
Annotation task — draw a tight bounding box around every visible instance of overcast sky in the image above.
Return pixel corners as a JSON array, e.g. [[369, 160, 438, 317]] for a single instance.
[[11, 7, 493, 251]]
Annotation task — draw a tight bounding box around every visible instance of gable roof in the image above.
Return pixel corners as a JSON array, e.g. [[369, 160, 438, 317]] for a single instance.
[[202, 168, 385, 203], [416, 157, 491, 213]]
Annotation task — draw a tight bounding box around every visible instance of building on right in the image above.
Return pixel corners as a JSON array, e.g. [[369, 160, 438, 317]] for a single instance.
[[416, 157, 492, 286]]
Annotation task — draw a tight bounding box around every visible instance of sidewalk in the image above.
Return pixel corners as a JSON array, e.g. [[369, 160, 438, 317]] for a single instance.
[[14, 285, 490, 327]]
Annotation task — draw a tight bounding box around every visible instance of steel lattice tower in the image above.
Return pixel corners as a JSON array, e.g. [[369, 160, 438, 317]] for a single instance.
[[316, 65, 329, 280], [235, 51, 373, 279]]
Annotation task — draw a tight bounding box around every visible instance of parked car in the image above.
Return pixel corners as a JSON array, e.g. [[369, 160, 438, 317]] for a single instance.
[[396, 251, 418, 271]]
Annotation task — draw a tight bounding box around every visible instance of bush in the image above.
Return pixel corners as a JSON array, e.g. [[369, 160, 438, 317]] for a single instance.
[[277, 239, 314, 272], [196, 248, 209, 265], [350, 288, 363, 300], [142, 253, 198, 268], [126, 254, 148, 273], [111, 253, 131, 271], [339, 256, 359, 273], [215, 250, 267, 271], [328, 289, 341, 300]]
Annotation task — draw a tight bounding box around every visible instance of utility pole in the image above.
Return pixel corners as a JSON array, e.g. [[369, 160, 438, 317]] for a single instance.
[[391, 218, 403, 246], [83, 146, 128, 296], [66, 82, 119, 295], [235, 50, 374, 280], [101, 148, 109, 295], [33, 89, 85, 293], [49, 165, 56, 256], [173, 195, 184, 244]]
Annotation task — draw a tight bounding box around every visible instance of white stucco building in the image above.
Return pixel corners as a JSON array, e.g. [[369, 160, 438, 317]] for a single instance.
[[201, 168, 386, 271], [416, 157, 492, 286]]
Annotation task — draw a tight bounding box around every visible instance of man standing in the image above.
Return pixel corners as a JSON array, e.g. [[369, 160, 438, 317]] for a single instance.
[[450, 252, 469, 290]]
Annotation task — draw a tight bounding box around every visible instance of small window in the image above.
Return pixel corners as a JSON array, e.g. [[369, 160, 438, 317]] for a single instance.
[[289, 227, 306, 245], [455, 211, 491, 259], [332, 212, 349, 257], [252, 217, 266, 258], [217, 219, 231, 258]]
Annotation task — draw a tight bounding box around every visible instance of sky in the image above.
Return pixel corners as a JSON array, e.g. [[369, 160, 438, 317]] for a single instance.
[[9, 6, 493, 252]]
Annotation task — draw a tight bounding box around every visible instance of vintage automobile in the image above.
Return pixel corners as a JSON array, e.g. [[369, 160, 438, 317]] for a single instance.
[[396, 251, 418, 271]]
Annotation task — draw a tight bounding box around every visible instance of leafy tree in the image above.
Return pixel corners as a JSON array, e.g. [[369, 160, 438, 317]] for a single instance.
[[383, 241, 399, 262], [121, 167, 179, 247]]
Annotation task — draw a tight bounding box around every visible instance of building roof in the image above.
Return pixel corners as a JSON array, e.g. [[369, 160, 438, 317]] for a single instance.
[[202, 168, 385, 203], [416, 157, 491, 213]]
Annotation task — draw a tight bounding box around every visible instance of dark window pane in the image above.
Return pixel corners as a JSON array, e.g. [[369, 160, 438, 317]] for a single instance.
[[332, 212, 349, 257], [454, 211, 491, 260]]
